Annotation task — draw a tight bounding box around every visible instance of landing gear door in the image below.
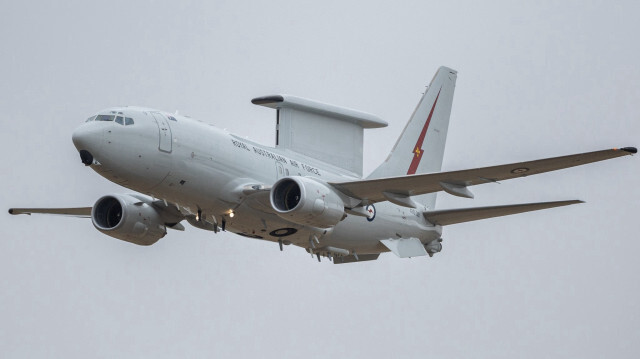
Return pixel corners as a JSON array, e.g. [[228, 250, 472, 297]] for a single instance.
[[152, 113, 172, 153]]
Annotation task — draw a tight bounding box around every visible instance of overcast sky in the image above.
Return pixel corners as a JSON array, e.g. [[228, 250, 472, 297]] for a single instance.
[[2, 1, 639, 358]]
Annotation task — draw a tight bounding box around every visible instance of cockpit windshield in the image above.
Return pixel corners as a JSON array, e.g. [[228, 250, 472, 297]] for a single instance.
[[85, 114, 134, 125], [96, 115, 115, 121]]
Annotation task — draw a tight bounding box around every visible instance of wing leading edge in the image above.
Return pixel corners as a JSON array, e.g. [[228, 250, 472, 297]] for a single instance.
[[330, 147, 636, 204]]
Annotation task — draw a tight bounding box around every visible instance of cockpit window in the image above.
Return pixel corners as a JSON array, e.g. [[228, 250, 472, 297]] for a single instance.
[[96, 115, 115, 121], [168, 115, 177, 122], [86, 114, 133, 125]]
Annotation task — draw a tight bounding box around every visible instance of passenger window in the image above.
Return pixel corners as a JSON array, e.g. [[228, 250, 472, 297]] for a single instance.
[[115, 116, 124, 125], [125, 117, 134, 126], [96, 115, 115, 121]]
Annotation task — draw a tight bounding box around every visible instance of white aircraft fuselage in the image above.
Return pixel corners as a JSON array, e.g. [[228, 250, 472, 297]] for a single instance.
[[72, 107, 439, 255]]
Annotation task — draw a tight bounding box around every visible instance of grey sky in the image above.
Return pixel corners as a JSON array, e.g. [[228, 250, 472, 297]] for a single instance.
[[2, 1, 639, 358]]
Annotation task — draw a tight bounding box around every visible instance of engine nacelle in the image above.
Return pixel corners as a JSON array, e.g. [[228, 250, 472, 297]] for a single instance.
[[92, 194, 167, 245], [270, 177, 345, 228]]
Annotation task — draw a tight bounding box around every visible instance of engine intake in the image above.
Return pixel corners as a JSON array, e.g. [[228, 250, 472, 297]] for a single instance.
[[270, 177, 345, 228], [92, 194, 167, 245]]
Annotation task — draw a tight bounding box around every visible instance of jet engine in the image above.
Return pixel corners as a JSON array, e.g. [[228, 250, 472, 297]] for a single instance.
[[91, 194, 167, 245], [270, 176, 345, 228]]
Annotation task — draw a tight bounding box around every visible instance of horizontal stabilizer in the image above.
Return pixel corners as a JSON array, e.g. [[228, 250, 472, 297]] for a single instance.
[[423, 200, 583, 226], [8, 207, 92, 217], [380, 238, 428, 258]]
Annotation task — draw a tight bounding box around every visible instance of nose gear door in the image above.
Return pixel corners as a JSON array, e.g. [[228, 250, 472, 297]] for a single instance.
[[152, 113, 173, 153]]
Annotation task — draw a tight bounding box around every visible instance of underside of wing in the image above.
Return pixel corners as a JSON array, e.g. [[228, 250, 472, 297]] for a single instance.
[[423, 200, 583, 226], [330, 147, 636, 204], [332, 253, 380, 264], [8, 207, 92, 217]]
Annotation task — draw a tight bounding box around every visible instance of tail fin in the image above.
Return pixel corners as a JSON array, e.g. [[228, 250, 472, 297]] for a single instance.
[[368, 66, 457, 208]]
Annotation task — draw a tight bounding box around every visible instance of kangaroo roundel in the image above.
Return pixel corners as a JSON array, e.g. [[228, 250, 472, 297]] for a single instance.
[[365, 204, 376, 222]]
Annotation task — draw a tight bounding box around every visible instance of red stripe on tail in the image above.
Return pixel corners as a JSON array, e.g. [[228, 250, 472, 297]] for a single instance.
[[406, 88, 441, 175]]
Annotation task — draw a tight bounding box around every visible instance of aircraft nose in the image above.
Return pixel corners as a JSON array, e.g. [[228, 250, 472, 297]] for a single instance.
[[72, 125, 89, 150], [72, 125, 100, 166]]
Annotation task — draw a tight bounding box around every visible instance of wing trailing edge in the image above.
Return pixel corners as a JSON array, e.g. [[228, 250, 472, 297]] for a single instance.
[[422, 200, 583, 226]]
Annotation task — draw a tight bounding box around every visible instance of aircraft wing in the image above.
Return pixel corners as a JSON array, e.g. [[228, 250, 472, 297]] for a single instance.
[[423, 200, 582, 226], [330, 147, 636, 204], [9, 207, 92, 217]]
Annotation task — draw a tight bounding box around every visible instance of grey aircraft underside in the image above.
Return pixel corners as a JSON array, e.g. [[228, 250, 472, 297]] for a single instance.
[[9, 67, 636, 264]]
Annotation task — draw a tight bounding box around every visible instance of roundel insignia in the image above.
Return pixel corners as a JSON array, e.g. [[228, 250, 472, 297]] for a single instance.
[[269, 228, 297, 237], [511, 167, 529, 174], [365, 204, 376, 222]]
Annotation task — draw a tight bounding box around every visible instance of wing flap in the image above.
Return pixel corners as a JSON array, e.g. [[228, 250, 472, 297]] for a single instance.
[[8, 207, 92, 217], [331, 147, 635, 203], [423, 200, 583, 226]]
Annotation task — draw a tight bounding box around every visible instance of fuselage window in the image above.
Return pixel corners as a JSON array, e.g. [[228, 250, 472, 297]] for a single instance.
[[125, 117, 134, 126], [96, 115, 115, 121], [115, 116, 124, 125]]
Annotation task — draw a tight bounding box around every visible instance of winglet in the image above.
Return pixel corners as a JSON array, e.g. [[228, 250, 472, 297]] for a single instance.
[[620, 147, 637, 154]]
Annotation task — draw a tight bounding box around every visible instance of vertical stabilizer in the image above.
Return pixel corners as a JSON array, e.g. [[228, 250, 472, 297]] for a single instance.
[[368, 66, 457, 208]]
